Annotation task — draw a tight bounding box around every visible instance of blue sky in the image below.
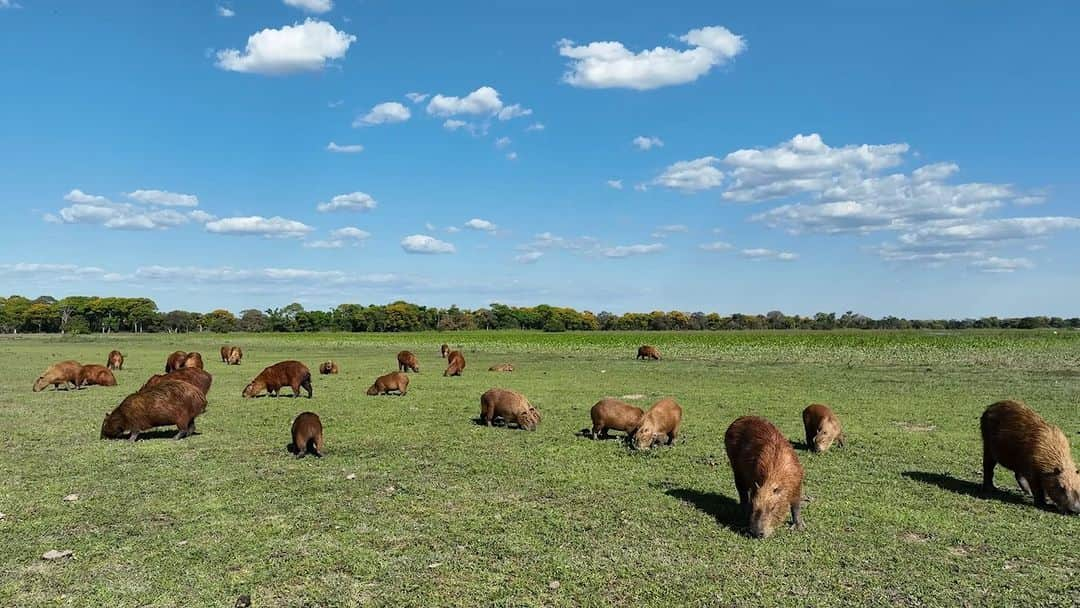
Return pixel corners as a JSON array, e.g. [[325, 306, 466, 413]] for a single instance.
[[1, 1, 1078, 317]]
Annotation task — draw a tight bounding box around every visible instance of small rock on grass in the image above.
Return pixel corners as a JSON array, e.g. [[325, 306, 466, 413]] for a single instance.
[[346, 473, 357, 480], [548, 581, 561, 590], [63, 494, 79, 502], [42, 549, 73, 561]]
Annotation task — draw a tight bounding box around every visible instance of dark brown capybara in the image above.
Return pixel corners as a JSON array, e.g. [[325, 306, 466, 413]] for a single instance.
[[480, 388, 540, 431], [366, 372, 409, 396], [101, 379, 207, 441], [227, 346, 242, 365], [725, 416, 805, 538], [802, 404, 844, 453], [289, 412, 324, 458], [243, 361, 312, 398], [590, 398, 644, 439], [981, 400, 1080, 513], [488, 363, 514, 372], [140, 367, 213, 396], [632, 398, 682, 450], [77, 364, 117, 388], [107, 350, 124, 370], [33, 360, 82, 392], [220, 346, 232, 363], [319, 361, 339, 375], [444, 350, 466, 377], [165, 351, 188, 373], [637, 345, 661, 360], [182, 351, 204, 370], [440, 343, 450, 359], [397, 350, 420, 373]]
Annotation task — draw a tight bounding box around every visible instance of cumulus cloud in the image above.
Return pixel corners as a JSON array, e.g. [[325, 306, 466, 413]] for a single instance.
[[653, 157, 724, 192], [304, 226, 372, 249], [64, 189, 109, 204], [599, 243, 665, 258], [405, 92, 429, 104], [558, 25, 745, 90], [606, 179, 624, 190], [316, 191, 377, 212], [127, 189, 198, 207], [442, 119, 468, 131], [0, 263, 109, 280], [327, 141, 364, 153], [353, 101, 410, 127], [401, 234, 456, 254], [633, 135, 663, 151], [204, 216, 314, 238], [426, 86, 530, 122], [216, 5, 235, 17], [283, 0, 332, 13], [515, 251, 544, 264], [49, 189, 198, 231], [215, 19, 355, 75], [741, 248, 798, 261], [496, 104, 532, 121], [699, 241, 733, 251], [464, 218, 497, 232], [332, 226, 371, 240]]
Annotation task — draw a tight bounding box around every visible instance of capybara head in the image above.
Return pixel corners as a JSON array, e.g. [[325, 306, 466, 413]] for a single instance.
[[227, 347, 242, 365], [100, 412, 124, 439], [365, 384, 379, 396], [32, 376, 50, 392], [518, 406, 541, 431], [1044, 465, 1080, 514], [749, 477, 794, 539], [242, 379, 266, 398], [813, 418, 843, 453], [631, 420, 663, 450]]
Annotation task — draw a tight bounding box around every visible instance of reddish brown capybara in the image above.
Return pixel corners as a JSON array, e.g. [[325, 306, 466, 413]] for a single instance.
[[802, 404, 844, 453], [319, 361, 339, 375], [725, 416, 805, 538], [220, 346, 231, 363], [444, 350, 466, 377], [590, 398, 645, 439], [397, 350, 420, 373], [77, 364, 117, 388], [182, 351, 204, 370], [165, 351, 188, 373], [488, 363, 514, 372], [243, 361, 313, 398], [101, 379, 207, 441], [440, 343, 450, 359], [140, 367, 213, 397], [366, 372, 409, 396], [227, 346, 242, 365], [981, 400, 1080, 513], [32, 360, 82, 392], [637, 345, 661, 360], [107, 350, 124, 371], [631, 398, 682, 450], [480, 388, 540, 431], [289, 412, 324, 458]]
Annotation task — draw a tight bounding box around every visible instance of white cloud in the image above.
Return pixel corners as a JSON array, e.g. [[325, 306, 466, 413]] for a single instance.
[[215, 19, 355, 75], [401, 234, 456, 254], [525, 122, 545, 132], [303, 239, 344, 249], [606, 179, 624, 190], [699, 241, 733, 251], [51, 190, 196, 231], [216, 5, 235, 17], [331, 227, 371, 240], [426, 86, 527, 120], [405, 92, 429, 104], [354, 101, 410, 127], [1013, 195, 1046, 206], [741, 248, 798, 261], [970, 257, 1034, 273], [653, 157, 724, 192], [515, 251, 544, 264], [0, 263, 107, 279], [316, 191, 377, 212], [494, 136, 512, 149], [464, 218, 497, 232], [64, 189, 109, 204], [651, 224, 689, 238], [127, 189, 198, 207], [599, 243, 665, 258], [443, 119, 468, 131], [445, 226, 461, 234], [496, 104, 532, 121], [189, 210, 216, 223], [633, 136, 663, 151], [327, 141, 364, 153], [558, 25, 745, 90], [506, 152, 518, 161], [893, 217, 1080, 250], [204, 216, 314, 238], [283, 0, 332, 13]]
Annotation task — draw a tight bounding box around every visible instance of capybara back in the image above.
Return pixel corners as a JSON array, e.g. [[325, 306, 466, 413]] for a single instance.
[[290, 412, 324, 457], [140, 367, 213, 396]]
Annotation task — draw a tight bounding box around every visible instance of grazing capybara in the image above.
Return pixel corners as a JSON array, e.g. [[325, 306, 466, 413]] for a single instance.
[[802, 404, 844, 453], [444, 350, 466, 377], [631, 398, 682, 450], [182, 351, 204, 370], [480, 388, 540, 431], [289, 412, 324, 458], [637, 345, 661, 360], [725, 416, 805, 538], [220, 346, 231, 363], [981, 400, 1080, 513], [319, 361, 339, 375], [140, 367, 213, 397], [32, 360, 82, 392], [227, 346, 242, 365], [440, 343, 450, 359], [243, 361, 313, 398], [107, 350, 124, 370], [366, 372, 409, 396], [488, 363, 514, 372], [77, 364, 117, 388], [101, 379, 207, 441], [590, 398, 644, 439], [165, 351, 187, 373], [397, 350, 420, 373]]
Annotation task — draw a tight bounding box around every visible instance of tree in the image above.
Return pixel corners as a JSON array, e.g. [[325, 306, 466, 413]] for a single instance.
[[204, 309, 238, 333]]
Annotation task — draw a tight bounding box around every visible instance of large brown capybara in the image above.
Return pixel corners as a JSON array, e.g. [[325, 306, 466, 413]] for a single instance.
[[802, 404, 844, 453], [319, 361, 339, 375], [440, 343, 450, 359], [107, 350, 124, 371], [32, 360, 82, 392], [480, 388, 540, 431], [397, 350, 420, 373], [631, 398, 682, 450], [725, 416, 806, 538], [981, 400, 1080, 514], [289, 412, 324, 458], [366, 372, 409, 396], [637, 345, 661, 360], [165, 351, 188, 373], [77, 364, 117, 388], [182, 351, 204, 370], [488, 363, 514, 372], [590, 398, 644, 440], [220, 346, 232, 363], [444, 350, 466, 377], [101, 379, 207, 441], [140, 367, 213, 397], [243, 361, 313, 398], [227, 346, 242, 365]]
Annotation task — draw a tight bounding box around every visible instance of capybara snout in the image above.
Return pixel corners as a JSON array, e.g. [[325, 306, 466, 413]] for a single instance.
[[631, 398, 682, 450]]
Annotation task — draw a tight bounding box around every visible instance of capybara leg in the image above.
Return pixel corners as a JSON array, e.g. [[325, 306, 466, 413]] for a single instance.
[[1015, 473, 1032, 495], [734, 479, 749, 512], [590, 425, 602, 439], [666, 431, 676, 445], [313, 438, 324, 457], [303, 378, 313, 398], [790, 502, 805, 530], [982, 448, 996, 491], [1032, 485, 1048, 509], [836, 433, 844, 448], [128, 431, 139, 442]]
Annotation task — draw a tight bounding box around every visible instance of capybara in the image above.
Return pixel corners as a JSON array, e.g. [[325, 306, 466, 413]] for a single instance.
[[366, 372, 409, 396], [220, 346, 231, 363], [243, 361, 312, 398], [319, 361, 339, 375], [488, 363, 514, 372], [444, 350, 466, 376], [981, 400, 1080, 514], [802, 404, 844, 453], [590, 398, 644, 439], [101, 379, 207, 441], [397, 350, 420, 373], [480, 388, 540, 431], [32, 360, 82, 392], [725, 416, 805, 538], [227, 346, 242, 365], [289, 412, 324, 458], [182, 351, 204, 370], [77, 364, 117, 388], [440, 343, 450, 358], [107, 350, 124, 370], [165, 351, 187, 373], [637, 345, 661, 360], [140, 367, 213, 396], [631, 398, 682, 450]]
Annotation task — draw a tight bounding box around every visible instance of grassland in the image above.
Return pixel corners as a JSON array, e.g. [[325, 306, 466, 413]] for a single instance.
[[1, 330, 1078, 607]]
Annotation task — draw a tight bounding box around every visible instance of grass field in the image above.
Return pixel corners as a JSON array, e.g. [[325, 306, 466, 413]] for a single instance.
[[1, 330, 1078, 607]]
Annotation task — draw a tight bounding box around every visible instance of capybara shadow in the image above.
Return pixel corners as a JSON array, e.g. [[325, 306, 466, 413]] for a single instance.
[[130, 429, 202, 441], [790, 440, 812, 451], [576, 427, 621, 440], [901, 471, 1030, 507], [664, 488, 745, 534]]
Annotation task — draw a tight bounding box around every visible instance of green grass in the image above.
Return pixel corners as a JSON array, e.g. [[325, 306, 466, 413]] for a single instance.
[[1, 330, 1078, 607]]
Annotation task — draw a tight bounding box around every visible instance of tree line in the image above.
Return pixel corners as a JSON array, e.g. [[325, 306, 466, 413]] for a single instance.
[[1, 295, 1077, 334]]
